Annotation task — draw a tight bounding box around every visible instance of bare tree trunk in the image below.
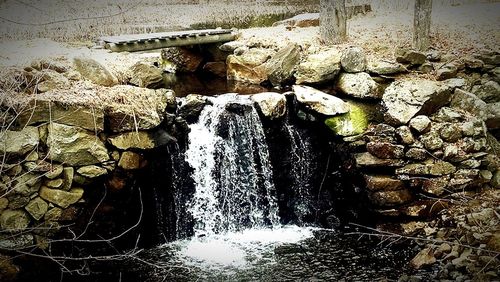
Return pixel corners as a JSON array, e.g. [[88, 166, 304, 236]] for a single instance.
[[320, 0, 347, 45], [413, 0, 432, 51]]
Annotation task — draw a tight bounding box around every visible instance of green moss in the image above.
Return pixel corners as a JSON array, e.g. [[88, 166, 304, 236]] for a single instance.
[[325, 102, 369, 136]]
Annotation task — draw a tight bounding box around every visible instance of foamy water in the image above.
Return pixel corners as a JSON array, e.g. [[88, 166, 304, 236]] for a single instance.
[[169, 225, 317, 269]]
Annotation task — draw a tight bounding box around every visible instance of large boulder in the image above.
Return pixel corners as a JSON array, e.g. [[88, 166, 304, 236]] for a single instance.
[[0, 127, 39, 156], [266, 44, 301, 86], [161, 47, 204, 73], [251, 92, 287, 119], [39, 186, 84, 209], [337, 72, 380, 99], [73, 57, 118, 87], [16, 100, 105, 132], [324, 102, 368, 136], [382, 79, 453, 125], [340, 47, 367, 73], [226, 48, 274, 84], [129, 62, 163, 88], [47, 123, 109, 166], [294, 48, 341, 84], [293, 85, 349, 116]]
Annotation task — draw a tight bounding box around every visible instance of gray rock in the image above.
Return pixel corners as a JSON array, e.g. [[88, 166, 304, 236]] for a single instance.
[[337, 72, 380, 99], [464, 57, 484, 69], [24, 197, 48, 220], [0, 127, 39, 156], [251, 92, 287, 119], [396, 49, 426, 65], [436, 63, 458, 81], [396, 126, 415, 144], [16, 100, 105, 132], [226, 48, 273, 84], [471, 81, 500, 103], [367, 59, 407, 75], [405, 148, 428, 161], [108, 131, 156, 150], [382, 79, 452, 125], [36, 69, 70, 93], [47, 123, 109, 166], [292, 85, 349, 116], [366, 142, 405, 159], [0, 209, 30, 231], [420, 132, 444, 151], [118, 151, 143, 170], [364, 175, 405, 191], [368, 189, 413, 206], [340, 47, 367, 72], [266, 44, 301, 86], [219, 41, 246, 52], [295, 48, 341, 84], [129, 62, 163, 88], [440, 124, 462, 142], [419, 62, 434, 74], [409, 115, 431, 133], [39, 186, 84, 208], [355, 152, 406, 168], [73, 57, 118, 86], [12, 173, 41, 196], [77, 165, 107, 178]]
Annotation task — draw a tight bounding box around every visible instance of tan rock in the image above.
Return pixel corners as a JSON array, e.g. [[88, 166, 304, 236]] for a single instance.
[[39, 186, 84, 208], [118, 151, 142, 170]]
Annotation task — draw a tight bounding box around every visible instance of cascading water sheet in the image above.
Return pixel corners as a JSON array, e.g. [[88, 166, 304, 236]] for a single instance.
[[185, 94, 279, 237]]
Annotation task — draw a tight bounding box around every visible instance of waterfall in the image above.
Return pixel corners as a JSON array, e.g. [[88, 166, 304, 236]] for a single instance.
[[284, 123, 314, 223], [185, 94, 279, 237]]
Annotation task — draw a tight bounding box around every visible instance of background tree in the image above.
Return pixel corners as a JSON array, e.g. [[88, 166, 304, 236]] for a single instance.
[[320, 0, 347, 44], [413, 0, 432, 50]]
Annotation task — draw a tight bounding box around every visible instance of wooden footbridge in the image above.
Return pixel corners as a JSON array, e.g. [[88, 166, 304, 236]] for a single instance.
[[99, 28, 238, 52]]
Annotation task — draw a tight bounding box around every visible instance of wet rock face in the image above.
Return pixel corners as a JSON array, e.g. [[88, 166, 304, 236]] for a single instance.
[[178, 94, 210, 123], [161, 47, 204, 73]]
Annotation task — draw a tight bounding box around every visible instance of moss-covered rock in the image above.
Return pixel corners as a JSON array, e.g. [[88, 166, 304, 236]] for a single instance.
[[325, 102, 369, 136]]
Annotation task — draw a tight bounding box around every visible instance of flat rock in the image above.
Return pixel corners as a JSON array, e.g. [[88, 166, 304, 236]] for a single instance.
[[366, 142, 405, 159], [77, 165, 107, 178], [294, 48, 341, 84], [47, 123, 109, 166], [293, 85, 349, 116], [364, 175, 405, 191], [118, 151, 143, 170], [24, 197, 48, 220], [251, 92, 287, 119], [383, 79, 452, 125], [355, 152, 406, 168], [367, 59, 407, 75], [337, 72, 380, 99], [39, 186, 84, 209], [396, 49, 426, 65], [108, 131, 156, 150], [368, 189, 413, 206], [410, 247, 436, 269]]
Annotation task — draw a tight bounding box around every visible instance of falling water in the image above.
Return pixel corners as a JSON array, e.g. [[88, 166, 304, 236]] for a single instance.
[[284, 123, 314, 223], [185, 94, 279, 237]]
